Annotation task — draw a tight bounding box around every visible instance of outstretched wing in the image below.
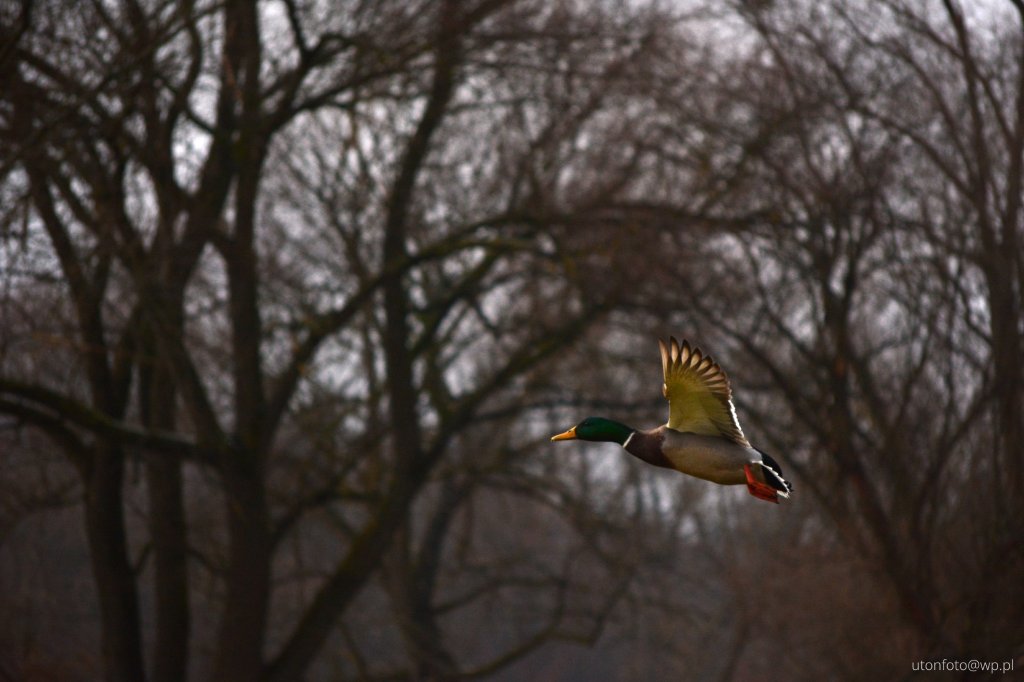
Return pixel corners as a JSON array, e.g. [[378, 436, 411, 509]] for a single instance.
[[659, 337, 749, 447]]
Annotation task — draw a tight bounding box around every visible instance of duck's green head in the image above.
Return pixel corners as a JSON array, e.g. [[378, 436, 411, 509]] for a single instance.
[[550, 417, 633, 445]]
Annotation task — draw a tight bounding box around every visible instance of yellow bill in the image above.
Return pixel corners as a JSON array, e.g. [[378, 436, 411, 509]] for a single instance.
[[550, 426, 577, 441]]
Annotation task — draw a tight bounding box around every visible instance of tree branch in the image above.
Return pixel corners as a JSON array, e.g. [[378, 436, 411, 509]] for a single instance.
[[0, 379, 214, 465]]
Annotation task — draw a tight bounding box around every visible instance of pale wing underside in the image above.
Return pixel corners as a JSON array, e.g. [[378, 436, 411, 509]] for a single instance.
[[659, 337, 749, 447]]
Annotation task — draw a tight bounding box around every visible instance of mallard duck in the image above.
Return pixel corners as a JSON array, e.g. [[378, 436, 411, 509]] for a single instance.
[[551, 337, 792, 503]]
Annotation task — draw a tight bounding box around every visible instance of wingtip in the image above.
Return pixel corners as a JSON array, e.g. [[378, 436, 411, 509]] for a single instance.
[[662, 335, 720, 372], [664, 336, 706, 370]]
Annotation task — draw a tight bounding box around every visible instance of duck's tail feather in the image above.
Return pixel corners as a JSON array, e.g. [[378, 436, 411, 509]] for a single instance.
[[757, 451, 792, 499]]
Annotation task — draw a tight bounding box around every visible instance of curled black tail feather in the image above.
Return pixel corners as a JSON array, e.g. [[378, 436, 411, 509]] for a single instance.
[[757, 451, 792, 494]]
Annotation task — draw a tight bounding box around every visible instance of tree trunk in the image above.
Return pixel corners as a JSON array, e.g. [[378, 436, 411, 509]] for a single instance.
[[141, 345, 190, 682], [211, 461, 271, 682], [85, 445, 147, 682]]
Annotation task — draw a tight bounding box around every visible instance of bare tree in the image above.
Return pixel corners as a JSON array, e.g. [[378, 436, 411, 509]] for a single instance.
[[6, 1, 1022, 680], [0, 1, 696, 680], [643, 0, 1024, 670]]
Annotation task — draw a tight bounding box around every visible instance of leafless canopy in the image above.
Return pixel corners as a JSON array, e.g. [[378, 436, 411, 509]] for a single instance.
[[1, 0, 1022, 680]]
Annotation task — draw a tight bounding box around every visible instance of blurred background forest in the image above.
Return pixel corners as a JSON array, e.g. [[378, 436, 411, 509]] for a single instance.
[[1, 0, 1022, 680]]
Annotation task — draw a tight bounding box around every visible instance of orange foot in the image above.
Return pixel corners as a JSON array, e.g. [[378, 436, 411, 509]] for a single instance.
[[744, 463, 779, 504]]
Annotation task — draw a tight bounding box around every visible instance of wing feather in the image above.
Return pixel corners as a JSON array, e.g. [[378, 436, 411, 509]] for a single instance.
[[661, 337, 749, 446]]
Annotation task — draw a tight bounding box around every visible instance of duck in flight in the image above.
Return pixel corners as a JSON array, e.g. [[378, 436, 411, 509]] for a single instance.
[[551, 337, 792, 503]]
